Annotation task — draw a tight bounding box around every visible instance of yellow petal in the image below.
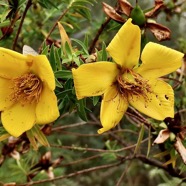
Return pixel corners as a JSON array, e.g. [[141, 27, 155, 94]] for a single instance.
[[136, 42, 184, 79], [72, 62, 118, 99], [0, 77, 14, 110], [28, 55, 55, 90], [129, 80, 174, 120], [98, 86, 129, 134], [0, 47, 29, 78], [36, 83, 59, 124], [107, 18, 141, 68], [1, 103, 36, 137]]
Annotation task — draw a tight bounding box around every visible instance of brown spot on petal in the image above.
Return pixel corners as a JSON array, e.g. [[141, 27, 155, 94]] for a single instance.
[[26, 61, 33, 67]]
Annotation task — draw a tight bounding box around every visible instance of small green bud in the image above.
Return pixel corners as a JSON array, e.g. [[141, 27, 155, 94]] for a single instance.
[[130, 5, 146, 26]]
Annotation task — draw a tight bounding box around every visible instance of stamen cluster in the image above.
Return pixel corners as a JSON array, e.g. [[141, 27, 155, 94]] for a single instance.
[[10, 72, 42, 104], [116, 69, 152, 102]]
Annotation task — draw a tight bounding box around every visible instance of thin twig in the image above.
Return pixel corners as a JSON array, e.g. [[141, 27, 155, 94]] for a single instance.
[[45, 8, 69, 40], [12, 0, 32, 50], [116, 161, 132, 186], [54, 129, 137, 137], [16, 161, 122, 186], [15, 153, 186, 186], [50, 137, 149, 153], [119, 154, 186, 180], [52, 121, 99, 131], [88, 17, 111, 54], [61, 154, 101, 167]]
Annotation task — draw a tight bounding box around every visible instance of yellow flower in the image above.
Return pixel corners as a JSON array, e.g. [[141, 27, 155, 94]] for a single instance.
[[0, 47, 59, 137], [72, 18, 184, 134]]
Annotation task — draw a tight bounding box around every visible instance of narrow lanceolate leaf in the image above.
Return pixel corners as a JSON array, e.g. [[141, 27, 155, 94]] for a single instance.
[[71, 38, 89, 55], [49, 44, 57, 71], [101, 42, 108, 61], [31, 125, 50, 147], [153, 150, 170, 158], [57, 22, 72, 51], [146, 126, 151, 157], [26, 130, 38, 150], [76, 99, 88, 121], [134, 124, 145, 154], [55, 70, 72, 79], [102, 2, 125, 23], [0, 20, 10, 27], [27, 125, 50, 149], [0, 133, 10, 141], [93, 96, 100, 106]]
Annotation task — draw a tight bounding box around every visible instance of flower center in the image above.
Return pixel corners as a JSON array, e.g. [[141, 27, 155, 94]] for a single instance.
[[116, 69, 152, 101], [10, 72, 43, 104]]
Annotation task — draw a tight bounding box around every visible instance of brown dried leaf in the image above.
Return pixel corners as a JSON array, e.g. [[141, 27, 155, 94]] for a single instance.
[[146, 22, 171, 41], [153, 129, 170, 144], [145, 0, 164, 18], [58, 22, 72, 50], [102, 2, 125, 23], [174, 137, 186, 164], [118, 0, 133, 17]]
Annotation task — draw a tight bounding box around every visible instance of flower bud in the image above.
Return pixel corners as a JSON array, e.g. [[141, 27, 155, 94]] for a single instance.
[[130, 5, 146, 26]]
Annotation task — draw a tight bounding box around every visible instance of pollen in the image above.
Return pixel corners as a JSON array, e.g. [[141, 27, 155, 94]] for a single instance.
[[10, 72, 43, 104], [116, 69, 152, 102]]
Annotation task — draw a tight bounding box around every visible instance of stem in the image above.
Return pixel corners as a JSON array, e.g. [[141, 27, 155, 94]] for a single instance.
[[88, 17, 111, 54], [45, 8, 69, 40], [12, 0, 32, 50], [16, 161, 122, 186]]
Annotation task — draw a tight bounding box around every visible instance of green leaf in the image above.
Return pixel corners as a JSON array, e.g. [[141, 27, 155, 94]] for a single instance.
[[56, 48, 62, 70], [76, 99, 88, 121], [55, 78, 63, 88], [95, 48, 102, 61], [74, 0, 94, 6], [0, 133, 10, 141], [101, 42, 107, 61], [26, 130, 38, 150], [134, 124, 145, 154], [56, 89, 73, 99], [93, 96, 100, 106], [41, 45, 49, 55], [26, 125, 50, 150], [38, 0, 58, 9], [31, 125, 50, 147], [71, 38, 89, 55], [0, 20, 10, 28], [147, 126, 151, 157], [55, 70, 72, 79], [64, 41, 73, 59], [49, 44, 57, 71]]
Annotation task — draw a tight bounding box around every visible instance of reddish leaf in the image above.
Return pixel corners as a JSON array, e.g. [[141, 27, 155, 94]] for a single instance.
[[118, 0, 133, 17], [174, 137, 186, 164], [145, 0, 164, 18], [146, 22, 171, 41], [102, 2, 125, 23], [153, 129, 170, 144]]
